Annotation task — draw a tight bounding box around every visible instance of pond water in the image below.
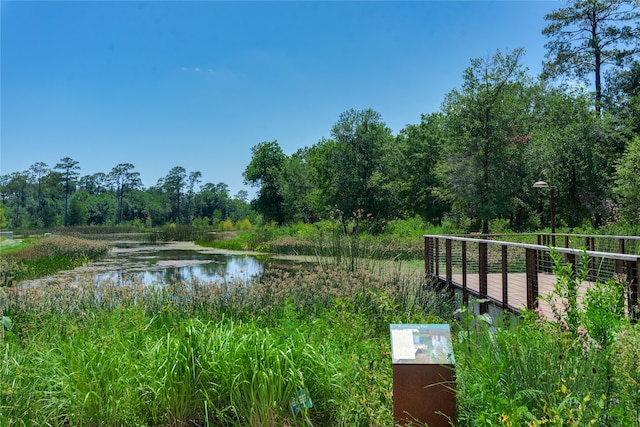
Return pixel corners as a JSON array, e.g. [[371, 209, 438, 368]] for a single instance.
[[61, 242, 266, 286]]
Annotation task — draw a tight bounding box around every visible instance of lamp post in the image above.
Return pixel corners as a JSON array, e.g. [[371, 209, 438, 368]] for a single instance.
[[533, 180, 555, 246]]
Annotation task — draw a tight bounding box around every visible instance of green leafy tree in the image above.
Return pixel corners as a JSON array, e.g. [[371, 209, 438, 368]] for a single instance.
[[278, 148, 316, 223], [54, 157, 80, 227], [0, 202, 8, 229], [160, 166, 188, 224], [604, 60, 640, 133], [613, 136, 640, 222], [3, 171, 29, 227], [184, 171, 202, 224], [243, 141, 287, 225], [396, 113, 449, 224], [439, 49, 533, 233], [108, 163, 142, 224], [310, 108, 396, 233], [29, 161, 49, 224], [194, 182, 230, 221], [527, 86, 616, 227], [67, 196, 89, 226], [78, 173, 109, 195], [542, 0, 640, 113], [85, 193, 116, 225]]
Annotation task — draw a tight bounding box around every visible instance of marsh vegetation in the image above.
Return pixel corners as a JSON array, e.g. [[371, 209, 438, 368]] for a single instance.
[[0, 229, 638, 426]]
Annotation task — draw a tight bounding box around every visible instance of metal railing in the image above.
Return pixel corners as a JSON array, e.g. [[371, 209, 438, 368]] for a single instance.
[[439, 233, 640, 255], [424, 234, 640, 318]]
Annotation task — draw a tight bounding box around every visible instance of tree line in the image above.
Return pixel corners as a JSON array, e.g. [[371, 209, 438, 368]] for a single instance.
[[3, 0, 639, 234], [244, 0, 640, 234], [0, 159, 254, 229]]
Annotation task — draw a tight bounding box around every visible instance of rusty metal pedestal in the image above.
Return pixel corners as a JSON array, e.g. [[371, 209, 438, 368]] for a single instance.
[[392, 363, 456, 426]]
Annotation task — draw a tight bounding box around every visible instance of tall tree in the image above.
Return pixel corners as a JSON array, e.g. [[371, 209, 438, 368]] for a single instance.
[[542, 0, 640, 113], [439, 49, 533, 234], [54, 157, 80, 226], [185, 171, 202, 224], [79, 173, 109, 195], [243, 141, 287, 225], [604, 60, 640, 133], [3, 171, 29, 227], [527, 86, 615, 227], [161, 166, 188, 224], [396, 113, 449, 223], [310, 108, 396, 233], [108, 163, 141, 224], [278, 148, 316, 223], [29, 162, 49, 223]]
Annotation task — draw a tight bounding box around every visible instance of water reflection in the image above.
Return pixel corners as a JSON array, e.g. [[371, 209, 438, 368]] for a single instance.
[[39, 242, 268, 287], [95, 253, 263, 286]]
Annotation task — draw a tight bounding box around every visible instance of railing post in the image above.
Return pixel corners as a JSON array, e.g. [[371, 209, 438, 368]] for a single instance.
[[425, 236, 432, 278], [587, 237, 596, 281], [501, 245, 508, 309], [526, 248, 539, 310], [615, 238, 625, 277], [435, 238, 440, 277], [461, 241, 468, 306], [479, 241, 488, 314], [445, 239, 452, 286], [562, 235, 571, 268]]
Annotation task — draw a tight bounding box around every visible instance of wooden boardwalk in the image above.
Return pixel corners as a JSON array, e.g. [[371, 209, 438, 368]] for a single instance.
[[425, 234, 640, 320], [447, 272, 591, 319]]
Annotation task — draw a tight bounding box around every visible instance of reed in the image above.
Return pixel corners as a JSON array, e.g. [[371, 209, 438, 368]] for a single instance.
[[0, 249, 451, 426]]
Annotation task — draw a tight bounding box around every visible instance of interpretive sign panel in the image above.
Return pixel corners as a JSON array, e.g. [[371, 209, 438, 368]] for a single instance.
[[390, 323, 457, 426], [389, 324, 454, 364]]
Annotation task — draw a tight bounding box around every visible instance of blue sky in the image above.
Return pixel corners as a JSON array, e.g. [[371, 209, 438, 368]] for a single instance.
[[1, 0, 556, 197]]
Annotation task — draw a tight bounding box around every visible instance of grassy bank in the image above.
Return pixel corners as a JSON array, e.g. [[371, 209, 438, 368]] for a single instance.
[[0, 235, 110, 287]]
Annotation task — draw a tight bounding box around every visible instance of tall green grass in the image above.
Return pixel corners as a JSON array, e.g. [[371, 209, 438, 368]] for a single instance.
[[0, 243, 452, 426], [454, 253, 638, 426], [0, 235, 110, 287]]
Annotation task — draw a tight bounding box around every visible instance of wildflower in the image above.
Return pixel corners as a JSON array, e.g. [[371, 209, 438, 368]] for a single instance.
[[577, 324, 588, 338]]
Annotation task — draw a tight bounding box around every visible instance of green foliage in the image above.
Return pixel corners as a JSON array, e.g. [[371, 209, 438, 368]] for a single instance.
[[610, 324, 640, 423], [236, 218, 253, 230], [438, 48, 534, 234], [395, 113, 449, 223], [0, 246, 452, 426], [67, 197, 89, 226], [308, 109, 399, 230], [243, 141, 287, 225], [0, 202, 8, 229], [542, 0, 640, 111], [219, 218, 234, 231], [614, 136, 640, 223], [456, 249, 636, 426], [0, 235, 110, 286]]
